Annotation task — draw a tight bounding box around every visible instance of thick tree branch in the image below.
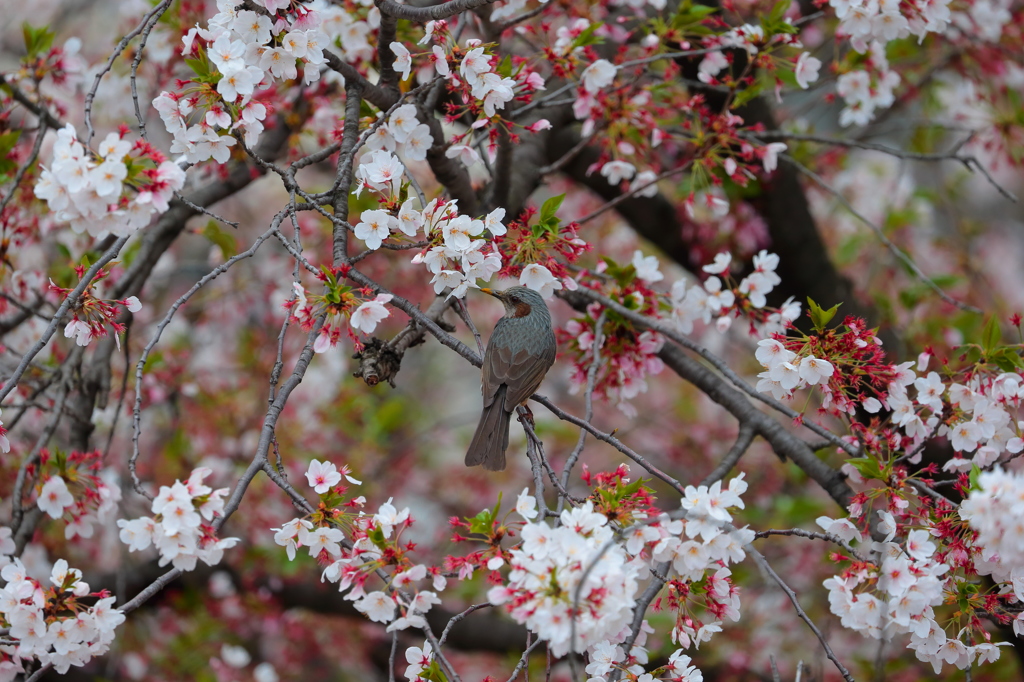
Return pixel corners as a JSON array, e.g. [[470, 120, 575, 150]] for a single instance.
[[375, 0, 500, 22], [657, 344, 853, 510]]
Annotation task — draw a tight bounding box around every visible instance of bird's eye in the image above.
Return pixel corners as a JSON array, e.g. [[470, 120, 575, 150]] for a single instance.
[[510, 296, 519, 303]]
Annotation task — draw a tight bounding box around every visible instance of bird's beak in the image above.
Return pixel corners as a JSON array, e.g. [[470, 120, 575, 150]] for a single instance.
[[479, 288, 502, 299]]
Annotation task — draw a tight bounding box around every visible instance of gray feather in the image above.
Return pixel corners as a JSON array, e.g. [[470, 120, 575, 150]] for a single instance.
[[465, 385, 512, 471], [465, 287, 556, 471]]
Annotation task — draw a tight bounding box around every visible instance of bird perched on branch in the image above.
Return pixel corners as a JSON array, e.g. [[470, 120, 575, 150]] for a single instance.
[[465, 286, 557, 471]]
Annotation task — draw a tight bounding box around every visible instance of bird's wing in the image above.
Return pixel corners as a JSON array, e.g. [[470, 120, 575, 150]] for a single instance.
[[480, 333, 517, 409], [485, 331, 556, 410]]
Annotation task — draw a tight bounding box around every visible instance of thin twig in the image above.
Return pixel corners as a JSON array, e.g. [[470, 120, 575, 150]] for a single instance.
[[504, 638, 545, 682], [565, 288, 857, 456], [388, 629, 399, 682], [783, 154, 981, 314], [754, 528, 866, 562], [575, 163, 693, 226], [0, 119, 48, 216], [455, 299, 485, 357], [700, 424, 755, 486], [437, 603, 492, 647], [129, 221, 284, 497], [749, 547, 855, 682], [521, 417, 551, 518], [82, 0, 173, 143], [559, 311, 607, 511], [0, 236, 129, 404], [535, 395, 686, 495]]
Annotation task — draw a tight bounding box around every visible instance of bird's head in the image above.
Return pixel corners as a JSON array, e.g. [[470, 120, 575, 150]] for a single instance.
[[480, 286, 549, 320]]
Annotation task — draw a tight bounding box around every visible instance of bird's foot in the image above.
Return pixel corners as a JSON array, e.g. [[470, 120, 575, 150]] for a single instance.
[[517, 405, 535, 427]]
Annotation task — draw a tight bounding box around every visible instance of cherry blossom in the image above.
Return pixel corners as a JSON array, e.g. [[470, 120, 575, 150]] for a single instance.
[[306, 459, 343, 494], [38, 476, 74, 519], [355, 210, 395, 251], [519, 263, 564, 299], [581, 59, 616, 93], [350, 294, 394, 333]]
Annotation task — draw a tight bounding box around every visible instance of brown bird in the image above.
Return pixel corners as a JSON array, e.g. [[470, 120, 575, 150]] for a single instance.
[[465, 286, 557, 471]]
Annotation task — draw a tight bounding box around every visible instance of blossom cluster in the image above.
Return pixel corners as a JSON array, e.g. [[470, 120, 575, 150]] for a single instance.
[[648, 476, 752, 650], [572, 21, 821, 186], [487, 499, 643, 656], [363, 104, 434, 163], [560, 250, 794, 417], [314, 0, 378, 65], [350, 145, 510, 304], [34, 124, 185, 237], [819, 505, 1013, 674], [804, 355, 1024, 674], [289, 275, 397, 353], [563, 298, 665, 417], [405, 197, 505, 299], [672, 250, 800, 336], [117, 468, 237, 571], [832, 0, 952, 51], [49, 270, 142, 349], [828, 0, 1011, 126], [489, 473, 750, 667], [835, 42, 902, 127], [273, 461, 445, 636], [422, 26, 544, 130], [0, 557, 125, 675], [960, 467, 1024, 585], [433, 38, 521, 120], [821, 512, 965, 673], [911, 370, 1024, 470], [754, 338, 836, 398], [774, 325, 1024, 467], [696, 25, 816, 89], [153, 0, 332, 162], [753, 312, 897, 417], [34, 454, 121, 540]]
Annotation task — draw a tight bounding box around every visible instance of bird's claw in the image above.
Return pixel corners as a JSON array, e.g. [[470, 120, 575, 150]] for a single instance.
[[517, 405, 536, 427]]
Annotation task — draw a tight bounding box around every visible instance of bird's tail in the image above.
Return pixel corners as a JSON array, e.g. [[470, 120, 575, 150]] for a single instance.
[[465, 388, 512, 471]]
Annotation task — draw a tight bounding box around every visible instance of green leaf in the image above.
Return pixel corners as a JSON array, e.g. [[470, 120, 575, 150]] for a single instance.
[[368, 526, 387, 547], [539, 194, 565, 224], [201, 221, 238, 260], [807, 297, 841, 332], [421, 659, 448, 682], [981, 315, 1001, 352], [688, 4, 717, 18], [968, 464, 982, 492], [22, 23, 55, 58], [671, 0, 716, 28], [320, 265, 337, 288], [846, 457, 882, 481], [468, 507, 495, 536], [768, 0, 789, 24], [0, 130, 20, 158], [599, 257, 635, 288], [776, 67, 798, 89], [495, 55, 513, 78], [184, 54, 213, 82], [569, 22, 604, 50], [731, 83, 764, 110], [991, 348, 1024, 373], [619, 477, 644, 498], [959, 344, 983, 365]]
